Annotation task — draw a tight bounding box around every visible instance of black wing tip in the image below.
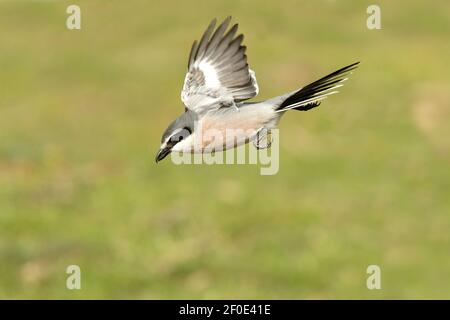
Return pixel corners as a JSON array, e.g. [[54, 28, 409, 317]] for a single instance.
[[215, 16, 232, 31], [210, 16, 232, 27], [212, 16, 235, 32], [209, 18, 217, 26]]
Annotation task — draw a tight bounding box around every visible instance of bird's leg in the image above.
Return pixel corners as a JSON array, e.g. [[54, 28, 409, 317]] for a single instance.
[[254, 127, 272, 150]]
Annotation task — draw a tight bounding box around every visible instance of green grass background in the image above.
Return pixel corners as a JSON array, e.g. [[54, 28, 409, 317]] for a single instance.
[[0, 0, 449, 299]]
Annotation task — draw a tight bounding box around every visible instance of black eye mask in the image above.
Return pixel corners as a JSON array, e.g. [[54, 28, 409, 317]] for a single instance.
[[169, 127, 192, 145]]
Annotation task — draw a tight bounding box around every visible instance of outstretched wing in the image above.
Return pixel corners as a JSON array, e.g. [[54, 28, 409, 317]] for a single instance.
[[181, 17, 259, 114]]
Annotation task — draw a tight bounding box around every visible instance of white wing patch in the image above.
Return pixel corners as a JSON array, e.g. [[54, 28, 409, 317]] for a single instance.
[[249, 69, 259, 96], [180, 17, 259, 114], [198, 61, 221, 87]]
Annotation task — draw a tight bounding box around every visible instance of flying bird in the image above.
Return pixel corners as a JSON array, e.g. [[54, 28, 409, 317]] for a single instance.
[[156, 17, 359, 162]]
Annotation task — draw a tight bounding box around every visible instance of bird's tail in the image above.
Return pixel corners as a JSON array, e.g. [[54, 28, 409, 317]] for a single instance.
[[275, 62, 359, 112]]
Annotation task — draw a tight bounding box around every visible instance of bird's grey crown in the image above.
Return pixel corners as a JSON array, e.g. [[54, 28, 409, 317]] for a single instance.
[[161, 110, 198, 143]]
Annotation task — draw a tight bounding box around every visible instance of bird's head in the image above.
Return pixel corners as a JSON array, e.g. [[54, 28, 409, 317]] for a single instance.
[[155, 111, 196, 163]]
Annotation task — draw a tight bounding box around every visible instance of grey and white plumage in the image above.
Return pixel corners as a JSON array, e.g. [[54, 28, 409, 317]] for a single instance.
[[156, 17, 359, 162]]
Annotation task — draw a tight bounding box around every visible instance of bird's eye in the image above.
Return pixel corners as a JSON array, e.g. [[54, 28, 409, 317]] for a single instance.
[[170, 127, 191, 143]]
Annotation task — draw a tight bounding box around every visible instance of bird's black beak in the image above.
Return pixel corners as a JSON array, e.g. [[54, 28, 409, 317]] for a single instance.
[[155, 146, 171, 163]]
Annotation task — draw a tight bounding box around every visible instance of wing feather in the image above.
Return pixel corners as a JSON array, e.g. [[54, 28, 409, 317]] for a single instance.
[[205, 16, 231, 56], [187, 40, 198, 69], [181, 17, 259, 114]]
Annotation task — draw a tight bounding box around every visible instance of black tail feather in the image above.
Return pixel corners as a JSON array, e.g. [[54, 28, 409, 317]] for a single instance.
[[292, 101, 321, 111], [277, 61, 359, 111]]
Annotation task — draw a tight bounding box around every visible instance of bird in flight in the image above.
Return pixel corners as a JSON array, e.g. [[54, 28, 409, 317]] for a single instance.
[[156, 17, 359, 162]]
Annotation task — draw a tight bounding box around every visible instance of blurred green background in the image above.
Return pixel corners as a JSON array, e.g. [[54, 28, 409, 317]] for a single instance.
[[0, 0, 449, 299]]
